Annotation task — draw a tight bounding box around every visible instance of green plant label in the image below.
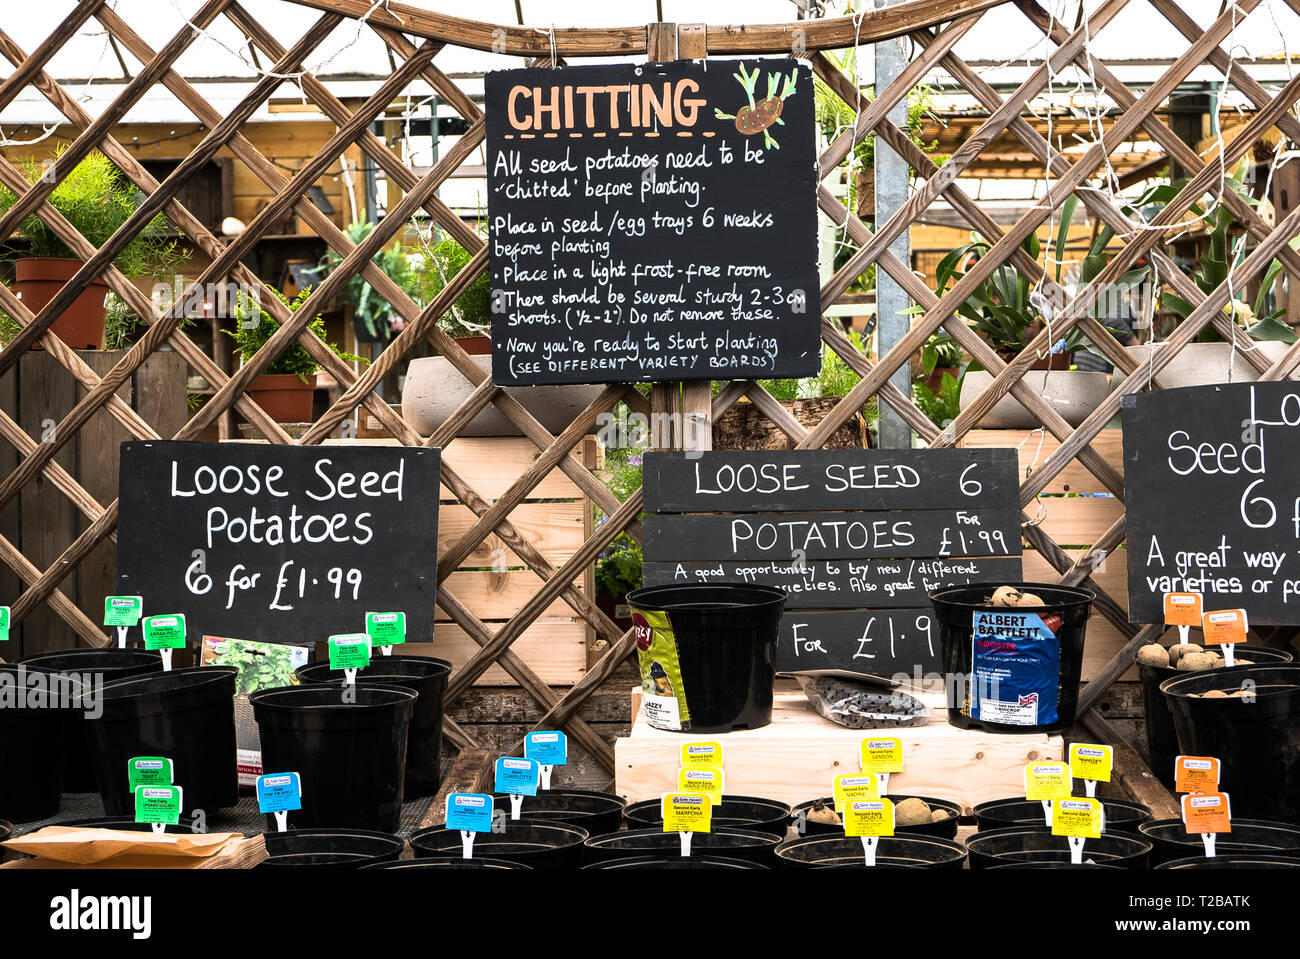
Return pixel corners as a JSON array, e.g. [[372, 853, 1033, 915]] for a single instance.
[[142, 614, 187, 650], [103, 595, 143, 627], [0, 606, 8, 642], [128, 757, 174, 791], [365, 611, 407, 646], [328, 633, 372, 670], [134, 785, 182, 825]]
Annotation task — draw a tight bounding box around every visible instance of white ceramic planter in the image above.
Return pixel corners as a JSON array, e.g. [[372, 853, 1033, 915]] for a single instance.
[[959, 369, 1112, 429], [1122, 341, 1294, 388], [402, 354, 607, 436]]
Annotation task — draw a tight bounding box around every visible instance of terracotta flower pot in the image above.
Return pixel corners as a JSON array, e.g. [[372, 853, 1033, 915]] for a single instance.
[[247, 373, 317, 423], [11, 257, 109, 350], [452, 334, 492, 356], [854, 168, 875, 219]]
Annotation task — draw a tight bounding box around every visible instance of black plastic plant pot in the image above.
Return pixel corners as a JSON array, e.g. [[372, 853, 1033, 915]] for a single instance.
[[965, 826, 1151, 869], [361, 858, 530, 870], [19, 648, 163, 794], [0, 819, 12, 864], [626, 583, 785, 733], [57, 815, 202, 833], [774, 834, 967, 869], [973, 797, 1150, 834], [0, 665, 86, 822], [1156, 854, 1300, 870], [987, 862, 1124, 870], [928, 583, 1094, 733], [295, 654, 450, 799], [583, 827, 781, 865], [1160, 664, 1300, 821], [791, 795, 961, 839], [582, 855, 768, 869], [491, 789, 626, 836], [260, 828, 404, 869], [1138, 818, 1300, 866], [1137, 646, 1292, 790], [409, 821, 588, 869], [623, 794, 791, 836], [251, 683, 416, 833], [85, 666, 237, 818]]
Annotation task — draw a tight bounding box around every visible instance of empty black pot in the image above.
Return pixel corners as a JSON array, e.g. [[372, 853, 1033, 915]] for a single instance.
[[792, 795, 961, 839], [1139, 818, 1300, 866], [973, 796, 1150, 834], [774, 833, 967, 869], [988, 861, 1123, 870], [251, 683, 416, 832], [623, 794, 791, 836], [260, 829, 404, 869], [584, 826, 781, 865], [583, 855, 768, 869], [85, 666, 238, 818], [1160, 664, 1300, 822], [0, 666, 86, 821], [18, 648, 162, 793], [57, 815, 203, 833], [492, 789, 626, 836], [295, 654, 450, 798], [1156, 854, 1300, 869], [966, 826, 1151, 869], [410, 821, 588, 868], [362, 858, 530, 870], [1137, 645, 1292, 789]]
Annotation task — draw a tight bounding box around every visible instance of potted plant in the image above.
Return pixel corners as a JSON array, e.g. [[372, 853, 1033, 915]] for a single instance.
[[401, 234, 606, 436], [0, 150, 181, 349], [308, 220, 421, 345], [1127, 162, 1298, 386], [226, 289, 362, 423], [936, 197, 1142, 428]]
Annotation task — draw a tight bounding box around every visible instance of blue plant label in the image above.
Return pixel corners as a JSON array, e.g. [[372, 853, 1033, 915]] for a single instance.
[[524, 731, 568, 766], [257, 772, 303, 813], [494, 757, 540, 796], [970, 610, 1061, 726], [446, 793, 494, 832]]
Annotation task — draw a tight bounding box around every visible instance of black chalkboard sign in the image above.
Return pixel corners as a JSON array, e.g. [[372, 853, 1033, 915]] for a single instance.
[[484, 59, 820, 386], [643, 450, 1023, 678], [115, 441, 440, 645], [1123, 382, 1300, 625]]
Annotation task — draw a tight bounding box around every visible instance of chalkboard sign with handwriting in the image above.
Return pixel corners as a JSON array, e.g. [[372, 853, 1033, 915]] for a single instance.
[[116, 441, 440, 645], [1123, 382, 1300, 625], [484, 59, 820, 386], [643, 450, 1023, 679]]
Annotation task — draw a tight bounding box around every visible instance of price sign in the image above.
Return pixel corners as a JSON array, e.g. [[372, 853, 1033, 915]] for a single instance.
[[1175, 756, 1221, 794]]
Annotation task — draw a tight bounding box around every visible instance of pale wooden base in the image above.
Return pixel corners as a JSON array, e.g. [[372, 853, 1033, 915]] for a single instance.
[[615, 685, 1062, 812]]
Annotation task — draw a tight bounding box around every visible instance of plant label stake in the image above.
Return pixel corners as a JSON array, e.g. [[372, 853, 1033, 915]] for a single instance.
[[135, 785, 182, 835], [1174, 755, 1221, 796], [661, 792, 711, 858], [1182, 792, 1231, 858], [494, 756, 540, 820], [1069, 743, 1113, 799], [844, 798, 894, 867], [677, 767, 724, 806], [1024, 761, 1073, 827], [0, 606, 8, 643], [524, 731, 568, 789], [142, 614, 186, 671], [1202, 608, 1247, 666], [446, 793, 494, 859], [859, 736, 904, 795], [328, 633, 371, 685], [833, 773, 881, 812], [1163, 592, 1203, 645], [256, 772, 303, 833], [365, 611, 406, 656], [103, 596, 143, 648], [128, 757, 174, 795], [1051, 797, 1103, 863], [679, 741, 723, 770]]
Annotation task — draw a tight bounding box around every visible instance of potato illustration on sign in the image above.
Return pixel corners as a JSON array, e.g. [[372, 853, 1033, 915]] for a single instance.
[[715, 63, 799, 149]]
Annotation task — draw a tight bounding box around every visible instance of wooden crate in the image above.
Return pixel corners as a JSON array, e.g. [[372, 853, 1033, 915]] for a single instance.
[[615, 686, 1062, 812]]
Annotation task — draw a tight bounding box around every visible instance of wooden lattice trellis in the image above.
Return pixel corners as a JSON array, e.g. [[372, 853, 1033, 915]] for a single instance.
[[0, 0, 1298, 784]]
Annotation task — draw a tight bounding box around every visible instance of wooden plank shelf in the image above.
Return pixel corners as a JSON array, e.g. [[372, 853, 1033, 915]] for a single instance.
[[615, 686, 1063, 812]]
